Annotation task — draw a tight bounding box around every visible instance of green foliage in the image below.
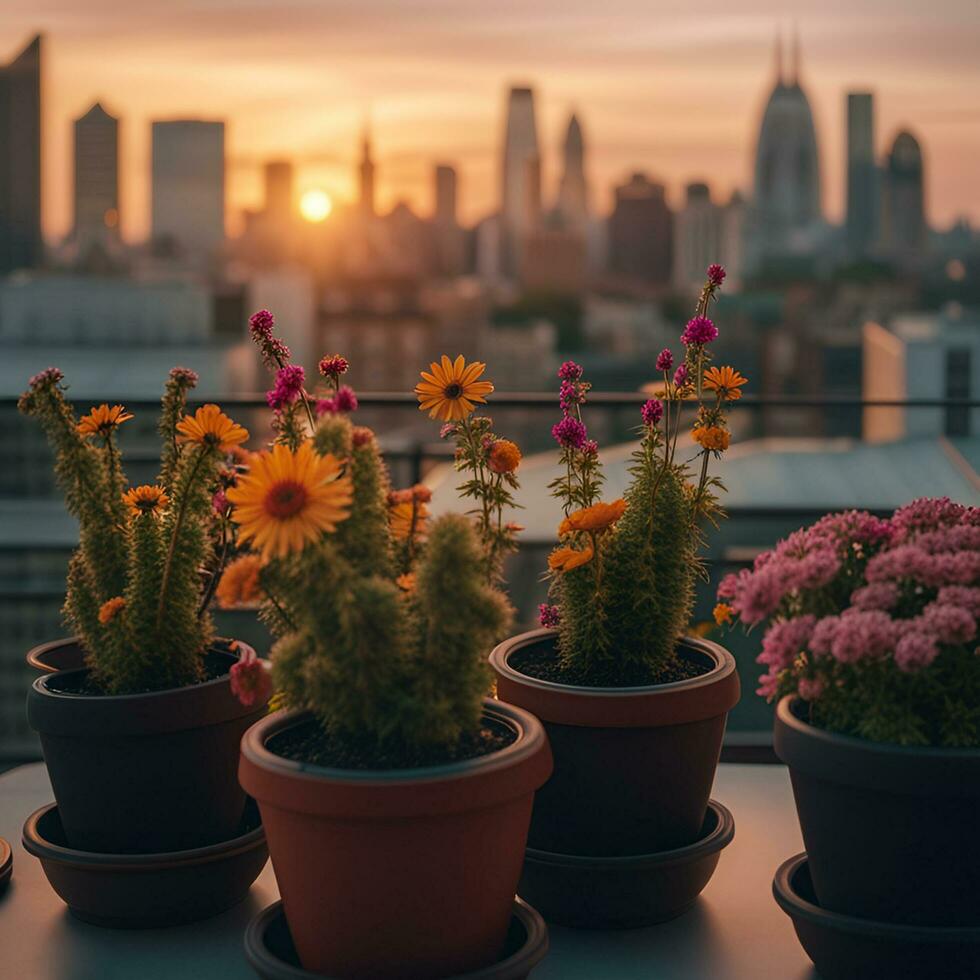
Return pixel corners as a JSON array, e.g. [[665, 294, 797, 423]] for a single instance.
[[314, 416, 393, 579], [19, 370, 228, 694]]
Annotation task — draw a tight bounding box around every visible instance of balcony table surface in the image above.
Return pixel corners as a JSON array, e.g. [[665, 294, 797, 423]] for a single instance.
[[0, 762, 814, 979]]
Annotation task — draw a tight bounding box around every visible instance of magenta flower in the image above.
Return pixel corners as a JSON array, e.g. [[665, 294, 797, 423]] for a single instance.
[[334, 385, 358, 413], [169, 366, 198, 386], [894, 632, 939, 673], [212, 489, 229, 515], [552, 415, 588, 450], [28, 367, 64, 388], [248, 309, 275, 340], [318, 354, 349, 379], [681, 316, 718, 346], [641, 398, 663, 427], [797, 677, 825, 701], [230, 657, 272, 708], [266, 365, 305, 409], [559, 380, 585, 413], [655, 348, 674, 372], [706, 264, 727, 287], [673, 363, 689, 388], [757, 616, 816, 671], [439, 423, 457, 439], [538, 604, 561, 628], [558, 361, 583, 382]]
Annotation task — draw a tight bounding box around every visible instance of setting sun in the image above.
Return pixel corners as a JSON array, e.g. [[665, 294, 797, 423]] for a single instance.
[[300, 189, 332, 223]]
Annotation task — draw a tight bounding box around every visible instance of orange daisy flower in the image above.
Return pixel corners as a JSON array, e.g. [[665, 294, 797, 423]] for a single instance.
[[559, 499, 628, 536], [415, 355, 494, 422], [713, 603, 734, 626], [176, 404, 249, 453], [122, 485, 169, 517], [488, 439, 522, 474], [77, 404, 133, 438], [703, 366, 748, 401], [389, 500, 429, 541], [215, 553, 264, 608], [694, 426, 731, 452], [227, 442, 353, 560], [548, 543, 594, 572]]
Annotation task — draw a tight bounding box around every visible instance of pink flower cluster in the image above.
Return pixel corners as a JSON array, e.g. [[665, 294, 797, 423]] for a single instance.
[[316, 385, 358, 416], [266, 365, 306, 409], [719, 499, 980, 700]]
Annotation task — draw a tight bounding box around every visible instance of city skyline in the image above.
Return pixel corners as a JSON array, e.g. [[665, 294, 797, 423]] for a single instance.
[[2, 1, 979, 243]]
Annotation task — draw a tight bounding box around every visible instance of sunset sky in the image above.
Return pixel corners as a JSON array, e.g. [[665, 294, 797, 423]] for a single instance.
[[5, 0, 979, 243]]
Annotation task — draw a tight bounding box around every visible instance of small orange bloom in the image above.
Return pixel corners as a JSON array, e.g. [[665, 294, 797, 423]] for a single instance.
[[77, 404, 133, 438], [216, 554, 264, 609], [396, 573, 416, 592], [713, 603, 734, 626], [548, 543, 594, 572], [122, 485, 169, 517], [488, 439, 522, 474], [694, 426, 730, 452], [98, 596, 126, 624], [176, 404, 249, 453], [559, 499, 628, 536], [704, 366, 748, 401]]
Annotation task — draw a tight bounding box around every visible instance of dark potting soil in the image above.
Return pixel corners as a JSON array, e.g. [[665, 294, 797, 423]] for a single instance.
[[45, 652, 232, 697], [511, 643, 711, 688], [268, 717, 518, 771]]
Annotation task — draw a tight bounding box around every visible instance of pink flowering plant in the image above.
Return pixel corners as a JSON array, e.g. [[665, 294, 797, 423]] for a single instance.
[[717, 498, 980, 746]]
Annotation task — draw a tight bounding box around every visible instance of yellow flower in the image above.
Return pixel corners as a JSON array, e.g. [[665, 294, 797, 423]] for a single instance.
[[98, 596, 126, 624], [389, 500, 429, 541], [216, 553, 264, 608], [415, 355, 494, 422], [488, 439, 522, 474], [704, 366, 748, 401], [396, 573, 416, 592], [176, 404, 249, 453], [713, 603, 734, 626], [548, 543, 594, 572], [77, 404, 133, 438], [227, 442, 353, 560], [559, 499, 628, 536], [694, 426, 731, 451], [122, 485, 169, 517]]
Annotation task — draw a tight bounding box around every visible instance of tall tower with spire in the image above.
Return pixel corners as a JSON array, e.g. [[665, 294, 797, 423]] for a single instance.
[[557, 112, 589, 233], [358, 123, 376, 219], [500, 85, 541, 276], [74, 101, 120, 257], [751, 26, 822, 263]]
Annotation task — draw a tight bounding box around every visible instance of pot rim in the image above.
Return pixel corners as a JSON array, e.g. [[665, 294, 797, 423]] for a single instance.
[[489, 628, 740, 728], [242, 699, 547, 786], [525, 799, 734, 870], [773, 695, 980, 796], [0, 837, 10, 881], [773, 853, 980, 941], [27, 639, 267, 737], [25, 636, 84, 673], [21, 800, 266, 871]]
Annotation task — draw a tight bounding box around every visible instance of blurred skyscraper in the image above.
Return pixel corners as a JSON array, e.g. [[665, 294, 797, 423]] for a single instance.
[[608, 173, 672, 287], [359, 125, 376, 219], [151, 120, 225, 259], [845, 92, 877, 258], [881, 130, 926, 265], [0, 35, 43, 274], [556, 113, 589, 233], [673, 182, 722, 292], [73, 102, 120, 260], [433, 164, 464, 275], [500, 86, 541, 277], [264, 160, 294, 227], [751, 32, 822, 264]]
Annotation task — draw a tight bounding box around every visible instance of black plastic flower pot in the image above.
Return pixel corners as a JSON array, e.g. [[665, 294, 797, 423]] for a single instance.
[[26, 640, 269, 854], [773, 853, 980, 980], [22, 800, 268, 928], [774, 696, 980, 926]]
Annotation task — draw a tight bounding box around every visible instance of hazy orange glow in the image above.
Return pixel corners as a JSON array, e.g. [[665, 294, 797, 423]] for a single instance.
[[2, 1, 978, 242], [300, 189, 332, 223]]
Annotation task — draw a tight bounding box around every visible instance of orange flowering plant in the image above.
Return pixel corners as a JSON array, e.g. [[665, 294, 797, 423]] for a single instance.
[[220, 318, 510, 752], [19, 366, 250, 693], [542, 264, 747, 683], [415, 355, 523, 582]]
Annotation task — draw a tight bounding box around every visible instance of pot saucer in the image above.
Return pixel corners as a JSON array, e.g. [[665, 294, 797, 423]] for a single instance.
[[0, 837, 11, 894], [519, 799, 734, 929], [244, 898, 549, 980], [22, 800, 268, 928], [773, 853, 980, 980]]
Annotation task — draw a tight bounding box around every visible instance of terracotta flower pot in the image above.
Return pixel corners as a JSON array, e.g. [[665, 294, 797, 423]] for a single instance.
[[25, 637, 86, 674], [239, 700, 553, 979], [490, 628, 739, 857], [27, 639, 269, 854], [774, 696, 980, 926]]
